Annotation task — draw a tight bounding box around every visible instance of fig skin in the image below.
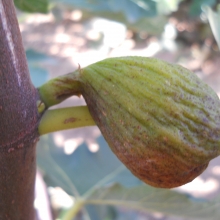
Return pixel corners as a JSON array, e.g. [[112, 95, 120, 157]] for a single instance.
[[78, 56, 220, 188]]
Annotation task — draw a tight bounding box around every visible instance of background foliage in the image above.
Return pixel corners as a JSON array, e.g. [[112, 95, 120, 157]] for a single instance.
[[13, 0, 220, 219]]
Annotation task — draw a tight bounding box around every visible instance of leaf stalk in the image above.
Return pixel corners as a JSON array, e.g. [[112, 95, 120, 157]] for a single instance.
[[38, 106, 95, 135]]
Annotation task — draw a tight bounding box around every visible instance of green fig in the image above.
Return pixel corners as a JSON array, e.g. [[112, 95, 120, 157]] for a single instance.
[[77, 56, 220, 188]]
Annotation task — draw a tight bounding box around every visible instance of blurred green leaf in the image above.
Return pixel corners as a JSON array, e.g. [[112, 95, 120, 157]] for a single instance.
[[37, 134, 143, 197], [86, 183, 220, 220], [40, 134, 214, 220], [29, 66, 48, 87], [50, 0, 157, 22], [92, 10, 167, 34], [26, 49, 51, 63], [189, 0, 216, 16], [14, 0, 49, 13], [157, 0, 182, 15], [50, 0, 167, 34], [203, 6, 220, 49], [26, 50, 51, 87], [84, 205, 117, 220]]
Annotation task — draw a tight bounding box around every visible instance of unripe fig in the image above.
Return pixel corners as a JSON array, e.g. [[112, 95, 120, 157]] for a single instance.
[[77, 57, 220, 188]]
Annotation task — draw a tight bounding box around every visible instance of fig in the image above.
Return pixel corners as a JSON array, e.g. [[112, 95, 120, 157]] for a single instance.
[[76, 56, 220, 188]]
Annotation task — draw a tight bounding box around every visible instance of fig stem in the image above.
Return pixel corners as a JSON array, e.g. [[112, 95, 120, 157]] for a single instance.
[[38, 70, 81, 108], [38, 106, 95, 135]]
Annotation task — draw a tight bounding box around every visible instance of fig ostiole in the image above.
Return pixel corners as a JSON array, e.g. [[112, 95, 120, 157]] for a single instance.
[[39, 56, 220, 188]]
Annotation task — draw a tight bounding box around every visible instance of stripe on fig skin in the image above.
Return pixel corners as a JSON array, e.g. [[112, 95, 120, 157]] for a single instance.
[[78, 56, 220, 188]]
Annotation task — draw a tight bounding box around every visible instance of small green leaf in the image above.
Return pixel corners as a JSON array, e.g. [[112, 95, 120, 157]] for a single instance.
[[14, 0, 49, 13], [86, 184, 220, 220], [203, 6, 220, 49]]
